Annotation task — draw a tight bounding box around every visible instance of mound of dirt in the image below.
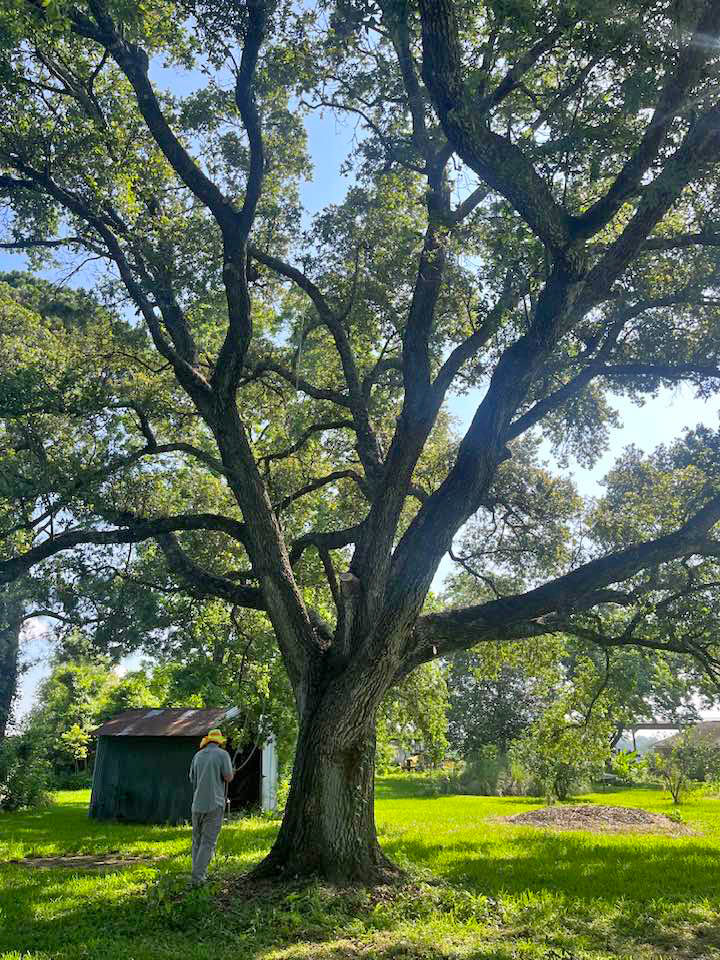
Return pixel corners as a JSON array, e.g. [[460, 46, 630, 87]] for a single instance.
[[501, 804, 693, 835]]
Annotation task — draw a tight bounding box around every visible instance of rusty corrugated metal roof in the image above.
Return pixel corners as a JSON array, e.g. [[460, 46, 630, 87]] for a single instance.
[[92, 707, 232, 738]]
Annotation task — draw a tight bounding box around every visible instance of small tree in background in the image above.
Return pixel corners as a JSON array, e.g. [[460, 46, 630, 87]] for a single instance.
[[58, 723, 91, 773], [647, 731, 720, 804], [510, 715, 612, 802], [508, 653, 615, 801]]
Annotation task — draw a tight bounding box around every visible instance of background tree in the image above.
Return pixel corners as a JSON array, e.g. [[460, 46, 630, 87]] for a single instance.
[[447, 655, 543, 757], [377, 660, 449, 769], [58, 722, 91, 772], [647, 729, 720, 803], [24, 658, 121, 776], [23, 654, 168, 780], [2, 0, 720, 880]]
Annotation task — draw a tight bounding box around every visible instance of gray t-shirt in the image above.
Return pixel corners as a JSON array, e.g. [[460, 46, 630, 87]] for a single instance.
[[189, 744, 233, 813]]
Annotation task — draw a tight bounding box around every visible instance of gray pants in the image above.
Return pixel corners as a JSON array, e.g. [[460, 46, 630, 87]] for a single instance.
[[191, 807, 224, 882]]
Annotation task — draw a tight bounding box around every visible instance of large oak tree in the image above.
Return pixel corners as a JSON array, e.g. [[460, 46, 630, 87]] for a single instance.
[[2, 0, 720, 879]]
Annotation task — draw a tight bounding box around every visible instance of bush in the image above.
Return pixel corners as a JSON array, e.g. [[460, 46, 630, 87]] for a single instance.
[[406, 770, 456, 796], [394, 751, 545, 799], [497, 757, 540, 797], [509, 720, 610, 802], [399, 750, 541, 798], [52, 769, 93, 790], [609, 750, 646, 786], [270, 775, 291, 816], [0, 738, 52, 811], [461, 746, 505, 795], [646, 731, 720, 804]]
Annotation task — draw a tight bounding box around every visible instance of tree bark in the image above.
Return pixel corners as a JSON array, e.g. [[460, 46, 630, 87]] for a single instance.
[[0, 587, 22, 740], [253, 699, 396, 882]]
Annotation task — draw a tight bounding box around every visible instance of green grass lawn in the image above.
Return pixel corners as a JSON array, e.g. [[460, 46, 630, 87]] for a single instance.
[[2, 780, 720, 959]]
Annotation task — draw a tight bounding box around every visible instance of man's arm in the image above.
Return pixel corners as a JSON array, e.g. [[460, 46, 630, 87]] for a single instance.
[[222, 750, 233, 783]]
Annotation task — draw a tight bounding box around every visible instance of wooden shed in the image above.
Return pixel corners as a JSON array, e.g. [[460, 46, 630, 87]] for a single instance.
[[89, 707, 277, 825]]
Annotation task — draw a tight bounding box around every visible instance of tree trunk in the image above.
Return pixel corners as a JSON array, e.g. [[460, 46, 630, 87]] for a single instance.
[[0, 588, 22, 741], [253, 703, 397, 883]]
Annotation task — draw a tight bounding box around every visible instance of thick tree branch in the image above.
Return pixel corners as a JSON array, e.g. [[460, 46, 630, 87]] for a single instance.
[[508, 283, 720, 442], [0, 236, 86, 250], [349, 162, 452, 600], [577, 104, 720, 311], [250, 246, 383, 484], [596, 362, 720, 380], [289, 524, 362, 566], [448, 184, 489, 225], [475, 18, 571, 115], [381, 0, 433, 158], [642, 231, 720, 251], [234, 0, 267, 240], [362, 356, 402, 397], [72, 1, 237, 232], [250, 359, 353, 407], [385, 253, 584, 625], [409, 494, 720, 667], [1, 438, 235, 541], [275, 470, 369, 513], [0, 166, 210, 401], [418, 0, 573, 252], [393, 96, 720, 621], [250, 245, 336, 320], [259, 419, 355, 464], [433, 274, 525, 398], [212, 0, 269, 400], [0, 513, 250, 586], [155, 532, 264, 609], [574, 0, 720, 238]]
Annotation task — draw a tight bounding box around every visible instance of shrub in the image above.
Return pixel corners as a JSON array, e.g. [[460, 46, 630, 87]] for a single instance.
[[0, 738, 52, 811], [646, 731, 720, 804], [461, 746, 505, 796], [497, 757, 539, 797], [509, 719, 610, 802], [52, 769, 93, 790], [405, 751, 539, 798], [609, 750, 646, 786]]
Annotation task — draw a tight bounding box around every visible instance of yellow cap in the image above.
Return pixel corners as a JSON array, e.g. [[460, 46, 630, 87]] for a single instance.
[[199, 728, 226, 748]]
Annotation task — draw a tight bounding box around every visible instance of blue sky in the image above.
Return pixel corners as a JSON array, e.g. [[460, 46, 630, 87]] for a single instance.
[[6, 63, 720, 722]]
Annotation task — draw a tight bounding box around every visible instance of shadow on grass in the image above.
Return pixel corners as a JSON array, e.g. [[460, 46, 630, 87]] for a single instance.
[[0, 795, 280, 865], [4, 820, 720, 960], [3, 789, 720, 959], [383, 828, 720, 903], [6, 858, 719, 960]]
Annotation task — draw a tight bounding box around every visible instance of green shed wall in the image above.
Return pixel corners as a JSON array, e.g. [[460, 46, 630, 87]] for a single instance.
[[90, 735, 197, 825]]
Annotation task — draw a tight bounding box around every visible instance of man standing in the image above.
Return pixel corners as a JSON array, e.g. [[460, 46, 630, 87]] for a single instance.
[[189, 728, 233, 884]]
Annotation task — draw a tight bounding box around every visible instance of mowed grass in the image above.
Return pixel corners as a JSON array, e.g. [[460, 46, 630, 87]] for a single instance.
[[1, 779, 720, 959]]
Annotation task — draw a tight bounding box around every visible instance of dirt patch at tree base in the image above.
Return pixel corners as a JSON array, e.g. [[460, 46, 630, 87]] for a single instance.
[[498, 804, 694, 835], [11, 854, 166, 871]]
